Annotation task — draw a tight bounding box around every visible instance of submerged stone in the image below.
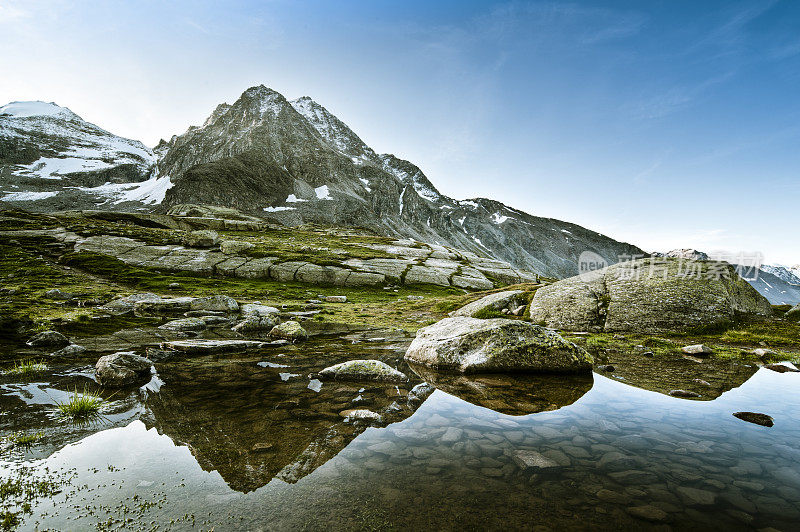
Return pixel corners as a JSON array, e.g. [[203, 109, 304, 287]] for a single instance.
[[95, 351, 152, 387], [339, 409, 382, 422], [510, 450, 559, 470], [405, 316, 592, 373], [318, 359, 407, 383]]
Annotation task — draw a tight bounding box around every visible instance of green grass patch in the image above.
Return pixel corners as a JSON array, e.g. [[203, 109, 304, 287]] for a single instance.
[[4, 360, 48, 377], [55, 386, 105, 423], [3, 432, 44, 449]]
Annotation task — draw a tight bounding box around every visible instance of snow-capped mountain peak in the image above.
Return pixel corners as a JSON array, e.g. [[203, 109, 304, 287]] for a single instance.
[[0, 101, 78, 120]]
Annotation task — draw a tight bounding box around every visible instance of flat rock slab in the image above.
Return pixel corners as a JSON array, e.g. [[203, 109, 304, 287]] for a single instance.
[[160, 339, 263, 355]]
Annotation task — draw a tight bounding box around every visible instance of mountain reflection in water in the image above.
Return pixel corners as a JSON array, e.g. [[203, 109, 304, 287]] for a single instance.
[[5, 332, 800, 531]]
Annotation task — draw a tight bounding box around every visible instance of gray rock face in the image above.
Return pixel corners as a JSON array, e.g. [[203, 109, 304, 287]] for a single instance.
[[182, 230, 219, 248], [450, 290, 525, 318], [95, 351, 153, 387], [232, 315, 279, 332], [241, 304, 280, 317], [27, 330, 70, 348], [269, 321, 308, 342], [220, 240, 254, 255], [190, 295, 239, 313], [404, 316, 592, 373], [158, 317, 207, 332], [529, 258, 772, 333], [102, 292, 161, 314], [318, 360, 407, 382], [68, 230, 529, 290]]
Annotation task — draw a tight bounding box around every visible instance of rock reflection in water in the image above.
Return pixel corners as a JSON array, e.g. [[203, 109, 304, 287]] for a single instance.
[[142, 336, 425, 492], [409, 363, 593, 416]]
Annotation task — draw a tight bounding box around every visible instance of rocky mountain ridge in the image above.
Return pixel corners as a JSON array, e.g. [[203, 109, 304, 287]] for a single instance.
[[3, 86, 644, 278]]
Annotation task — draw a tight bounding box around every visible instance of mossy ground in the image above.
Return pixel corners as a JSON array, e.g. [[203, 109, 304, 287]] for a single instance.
[[2, 208, 797, 363], [0, 216, 467, 343]]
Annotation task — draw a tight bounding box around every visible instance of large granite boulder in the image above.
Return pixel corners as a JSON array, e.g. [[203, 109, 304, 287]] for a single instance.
[[404, 317, 592, 373], [95, 351, 153, 387], [529, 258, 772, 333], [450, 290, 525, 318]]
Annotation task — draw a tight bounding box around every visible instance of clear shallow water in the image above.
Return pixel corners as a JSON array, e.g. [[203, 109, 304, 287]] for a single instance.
[[2, 332, 800, 531]]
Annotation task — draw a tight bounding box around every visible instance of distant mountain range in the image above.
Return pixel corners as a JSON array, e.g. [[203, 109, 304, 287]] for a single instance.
[[1, 86, 644, 279]]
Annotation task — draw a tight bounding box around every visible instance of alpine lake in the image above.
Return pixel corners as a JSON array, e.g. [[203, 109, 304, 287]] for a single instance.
[[2, 315, 800, 532]]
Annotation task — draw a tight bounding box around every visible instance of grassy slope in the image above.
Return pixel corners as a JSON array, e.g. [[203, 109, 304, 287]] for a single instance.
[[1, 209, 797, 364]]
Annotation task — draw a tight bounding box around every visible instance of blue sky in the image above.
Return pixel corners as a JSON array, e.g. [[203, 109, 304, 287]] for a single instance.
[[1, 0, 799, 264]]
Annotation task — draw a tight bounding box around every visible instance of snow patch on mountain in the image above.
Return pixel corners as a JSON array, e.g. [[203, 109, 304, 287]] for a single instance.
[[74, 174, 173, 205], [314, 185, 332, 200], [1, 190, 59, 202], [491, 212, 509, 225]]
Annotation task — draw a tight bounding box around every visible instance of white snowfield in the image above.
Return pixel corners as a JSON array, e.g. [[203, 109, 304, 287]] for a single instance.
[[0, 191, 59, 202], [73, 174, 174, 205]]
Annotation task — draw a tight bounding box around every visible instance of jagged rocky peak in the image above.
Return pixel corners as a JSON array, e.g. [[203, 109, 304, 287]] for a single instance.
[[290, 96, 377, 162], [202, 103, 232, 127]]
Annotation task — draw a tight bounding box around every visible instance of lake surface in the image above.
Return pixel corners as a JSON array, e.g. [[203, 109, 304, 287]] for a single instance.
[[2, 329, 799, 531]]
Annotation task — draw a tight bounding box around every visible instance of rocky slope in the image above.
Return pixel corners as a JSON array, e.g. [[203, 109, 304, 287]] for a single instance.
[[0, 101, 166, 211], [2, 88, 644, 278]]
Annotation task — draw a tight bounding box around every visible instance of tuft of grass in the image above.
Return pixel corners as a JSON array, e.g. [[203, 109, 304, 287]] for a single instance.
[[54, 386, 105, 422], [4, 360, 47, 377], [4, 432, 44, 449]]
